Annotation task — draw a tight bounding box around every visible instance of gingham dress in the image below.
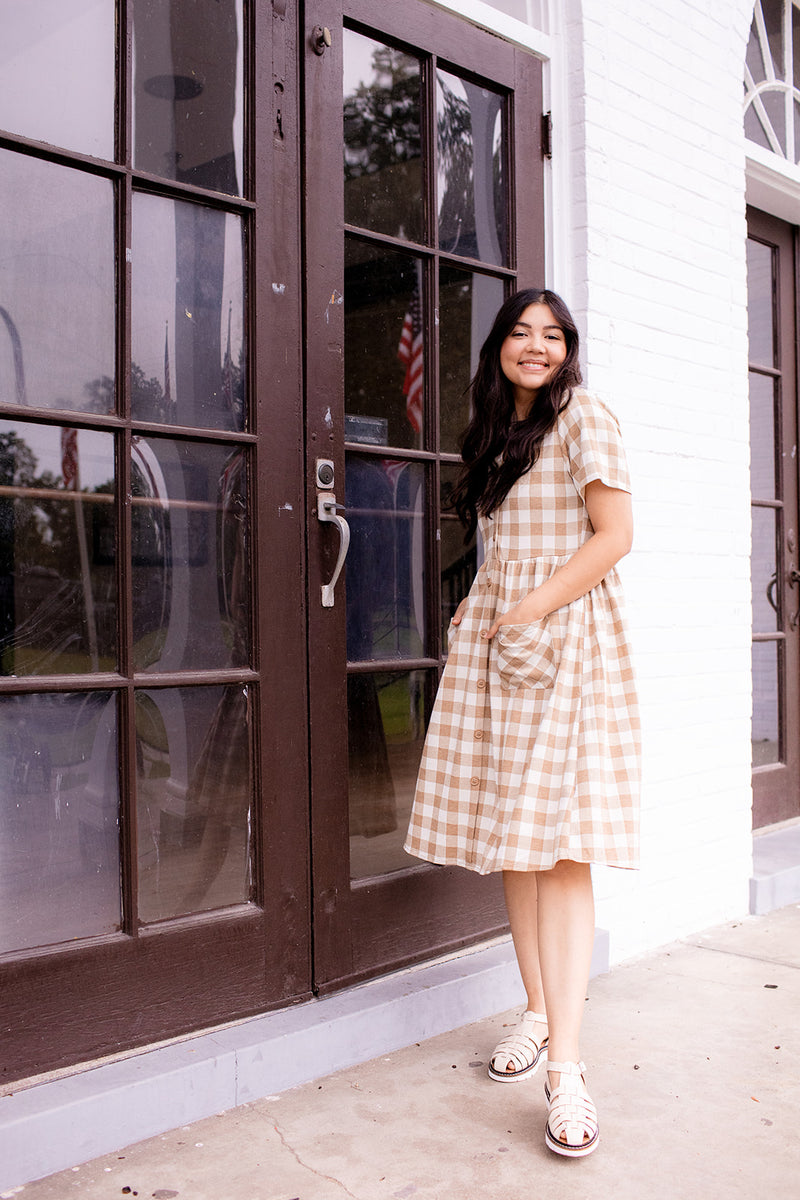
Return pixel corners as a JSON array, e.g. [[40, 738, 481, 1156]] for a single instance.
[[404, 389, 640, 873]]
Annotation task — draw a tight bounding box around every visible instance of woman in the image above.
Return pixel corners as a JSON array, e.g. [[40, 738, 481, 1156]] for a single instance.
[[404, 288, 640, 1157]]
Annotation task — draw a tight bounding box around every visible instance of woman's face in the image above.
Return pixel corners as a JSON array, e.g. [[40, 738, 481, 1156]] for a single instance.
[[499, 302, 568, 418]]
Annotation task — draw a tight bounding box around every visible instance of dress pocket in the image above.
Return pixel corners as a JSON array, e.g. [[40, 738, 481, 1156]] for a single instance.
[[495, 619, 557, 689]]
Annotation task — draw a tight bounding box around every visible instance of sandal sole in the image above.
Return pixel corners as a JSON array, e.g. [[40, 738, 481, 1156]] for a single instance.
[[545, 1127, 600, 1158], [487, 1056, 545, 1083]]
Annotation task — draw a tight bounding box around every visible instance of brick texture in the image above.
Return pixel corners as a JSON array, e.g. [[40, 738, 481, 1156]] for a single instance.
[[558, 0, 757, 960]]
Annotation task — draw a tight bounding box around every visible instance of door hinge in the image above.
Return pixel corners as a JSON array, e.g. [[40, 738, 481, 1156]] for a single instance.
[[541, 111, 553, 160]]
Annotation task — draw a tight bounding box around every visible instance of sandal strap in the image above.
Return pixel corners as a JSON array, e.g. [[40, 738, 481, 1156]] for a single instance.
[[545, 1059, 585, 1075], [547, 1091, 598, 1145], [490, 1012, 548, 1071], [545, 1061, 598, 1149]]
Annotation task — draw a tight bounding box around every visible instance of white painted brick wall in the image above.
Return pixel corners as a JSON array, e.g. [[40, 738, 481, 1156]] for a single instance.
[[559, 0, 757, 961], [435, 0, 761, 962]]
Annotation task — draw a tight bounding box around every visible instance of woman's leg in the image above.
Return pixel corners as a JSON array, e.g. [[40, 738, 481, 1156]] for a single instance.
[[488, 871, 549, 1077], [535, 858, 595, 1078], [502, 870, 546, 1012]]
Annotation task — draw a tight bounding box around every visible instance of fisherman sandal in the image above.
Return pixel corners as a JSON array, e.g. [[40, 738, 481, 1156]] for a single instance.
[[487, 1010, 549, 1082], [544, 1060, 599, 1157]]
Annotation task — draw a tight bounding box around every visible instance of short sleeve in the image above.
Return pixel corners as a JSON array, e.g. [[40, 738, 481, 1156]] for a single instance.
[[559, 390, 631, 499]]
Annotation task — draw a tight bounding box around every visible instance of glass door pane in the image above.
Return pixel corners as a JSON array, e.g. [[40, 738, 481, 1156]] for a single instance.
[[343, 29, 423, 242], [0, 0, 115, 159], [0, 151, 115, 413], [0, 690, 119, 954], [436, 69, 506, 264], [133, 0, 245, 195]]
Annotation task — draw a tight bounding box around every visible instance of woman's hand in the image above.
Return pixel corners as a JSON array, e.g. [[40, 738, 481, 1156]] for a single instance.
[[481, 480, 633, 641], [450, 598, 469, 627], [481, 592, 547, 640]]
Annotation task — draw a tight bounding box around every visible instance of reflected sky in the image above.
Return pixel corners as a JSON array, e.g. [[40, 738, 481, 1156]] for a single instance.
[[0, 150, 115, 414], [0, 0, 114, 158]]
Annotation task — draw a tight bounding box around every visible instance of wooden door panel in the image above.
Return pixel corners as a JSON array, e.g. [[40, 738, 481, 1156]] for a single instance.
[[0, 0, 313, 1082], [305, 0, 545, 991]]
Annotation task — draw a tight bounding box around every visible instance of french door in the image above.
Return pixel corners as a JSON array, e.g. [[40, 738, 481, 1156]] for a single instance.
[[747, 208, 800, 827], [0, 0, 546, 1081], [304, 0, 545, 988]]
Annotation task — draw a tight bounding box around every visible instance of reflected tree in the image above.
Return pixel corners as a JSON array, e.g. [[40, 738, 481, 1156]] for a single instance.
[[343, 46, 422, 239], [0, 429, 116, 674]]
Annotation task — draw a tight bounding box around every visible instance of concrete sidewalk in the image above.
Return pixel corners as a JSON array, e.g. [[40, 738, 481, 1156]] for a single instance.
[[8, 904, 800, 1200]]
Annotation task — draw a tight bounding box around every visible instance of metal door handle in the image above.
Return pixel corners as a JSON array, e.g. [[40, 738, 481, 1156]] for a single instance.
[[317, 492, 350, 608]]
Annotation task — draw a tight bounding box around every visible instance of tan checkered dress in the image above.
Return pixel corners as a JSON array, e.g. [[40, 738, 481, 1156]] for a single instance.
[[405, 389, 640, 873]]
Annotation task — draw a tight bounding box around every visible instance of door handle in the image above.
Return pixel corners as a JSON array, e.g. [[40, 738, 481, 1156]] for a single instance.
[[317, 492, 350, 608]]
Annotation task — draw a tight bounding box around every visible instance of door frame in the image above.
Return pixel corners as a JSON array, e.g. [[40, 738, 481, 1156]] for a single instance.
[[747, 206, 800, 828]]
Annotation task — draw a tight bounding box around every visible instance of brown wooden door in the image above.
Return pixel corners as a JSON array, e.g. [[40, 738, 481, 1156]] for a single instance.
[[304, 0, 546, 989], [0, 0, 312, 1082], [747, 208, 800, 827]]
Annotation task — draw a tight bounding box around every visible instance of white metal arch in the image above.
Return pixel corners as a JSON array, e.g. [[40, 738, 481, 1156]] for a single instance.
[[744, 0, 800, 164]]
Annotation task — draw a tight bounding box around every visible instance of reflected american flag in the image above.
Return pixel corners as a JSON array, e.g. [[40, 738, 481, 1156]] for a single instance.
[[397, 281, 423, 434]]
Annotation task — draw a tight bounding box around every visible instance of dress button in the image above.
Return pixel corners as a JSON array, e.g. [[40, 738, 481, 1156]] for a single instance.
[[474, 729, 484, 740], [470, 776, 481, 787], [476, 679, 487, 690]]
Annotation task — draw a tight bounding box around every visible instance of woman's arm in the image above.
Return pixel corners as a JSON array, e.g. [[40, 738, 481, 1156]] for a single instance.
[[481, 480, 633, 640]]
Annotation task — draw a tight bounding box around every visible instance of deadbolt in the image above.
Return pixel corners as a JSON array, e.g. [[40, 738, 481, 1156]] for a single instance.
[[316, 458, 335, 488]]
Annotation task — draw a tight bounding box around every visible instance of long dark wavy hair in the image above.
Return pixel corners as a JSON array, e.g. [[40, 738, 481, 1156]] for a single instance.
[[450, 288, 582, 540]]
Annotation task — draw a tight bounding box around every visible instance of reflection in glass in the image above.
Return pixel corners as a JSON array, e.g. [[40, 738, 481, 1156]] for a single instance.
[[343, 29, 422, 242], [132, 193, 245, 431], [345, 455, 426, 662], [0, 421, 116, 675], [752, 641, 780, 766], [136, 684, 252, 922], [345, 240, 425, 450], [441, 463, 477, 645], [746, 239, 775, 367], [0, 151, 115, 414], [0, 0, 115, 159], [131, 439, 249, 672], [0, 691, 119, 953], [437, 70, 506, 265], [751, 506, 779, 633], [349, 669, 429, 880], [439, 268, 505, 453], [133, 0, 244, 195], [748, 373, 777, 499]]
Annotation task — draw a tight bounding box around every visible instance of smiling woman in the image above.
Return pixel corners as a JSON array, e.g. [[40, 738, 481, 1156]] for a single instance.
[[405, 286, 640, 1157]]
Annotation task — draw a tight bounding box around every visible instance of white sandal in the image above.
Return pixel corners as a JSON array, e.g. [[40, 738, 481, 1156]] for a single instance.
[[544, 1060, 599, 1157], [487, 1011, 549, 1082]]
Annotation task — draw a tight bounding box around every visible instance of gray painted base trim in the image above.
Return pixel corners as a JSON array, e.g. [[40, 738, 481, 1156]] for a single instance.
[[0, 929, 609, 1191], [750, 823, 800, 915]]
